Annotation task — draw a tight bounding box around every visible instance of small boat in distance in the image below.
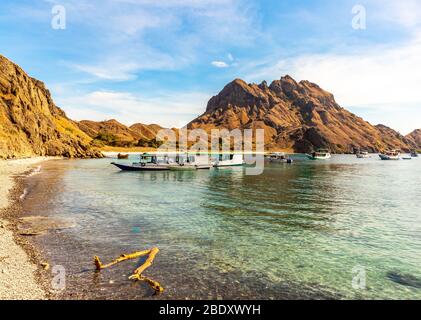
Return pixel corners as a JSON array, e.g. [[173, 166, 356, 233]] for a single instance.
[[356, 150, 370, 158], [267, 152, 293, 163], [307, 149, 331, 160], [117, 153, 129, 159], [379, 150, 400, 160], [410, 150, 418, 157]]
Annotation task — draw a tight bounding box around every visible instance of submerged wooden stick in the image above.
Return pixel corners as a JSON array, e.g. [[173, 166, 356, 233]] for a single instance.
[[94, 249, 151, 270], [94, 247, 164, 294], [130, 247, 160, 276]]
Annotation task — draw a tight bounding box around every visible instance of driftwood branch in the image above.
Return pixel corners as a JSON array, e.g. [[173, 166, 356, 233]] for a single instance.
[[94, 247, 164, 294]]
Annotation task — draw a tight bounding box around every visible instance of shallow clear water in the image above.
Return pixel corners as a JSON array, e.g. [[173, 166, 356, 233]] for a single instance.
[[23, 155, 421, 299]]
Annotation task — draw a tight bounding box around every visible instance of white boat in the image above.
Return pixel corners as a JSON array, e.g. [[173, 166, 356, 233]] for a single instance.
[[379, 150, 400, 160], [307, 149, 331, 160], [356, 151, 370, 158], [267, 152, 293, 163], [169, 153, 212, 170], [212, 154, 244, 167]]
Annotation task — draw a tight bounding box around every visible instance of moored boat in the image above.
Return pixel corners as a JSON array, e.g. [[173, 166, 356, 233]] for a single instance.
[[169, 153, 212, 170], [267, 152, 293, 163], [307, 149, 331, 160], [112, 153, 170, 171], [212, 153, 244, 167], [379, 150, 400, 160], [356, 150, 370, 158]]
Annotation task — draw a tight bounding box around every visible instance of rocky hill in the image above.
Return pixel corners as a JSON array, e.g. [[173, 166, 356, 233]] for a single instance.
[[78, 119, 164, 147], [406, 129, 421, 149], [188, 76, 417, 153], [0, 55, 102, 159]]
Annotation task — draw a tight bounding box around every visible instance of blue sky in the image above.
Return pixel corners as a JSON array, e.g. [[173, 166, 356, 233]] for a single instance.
[[1, 0, 421, 133]]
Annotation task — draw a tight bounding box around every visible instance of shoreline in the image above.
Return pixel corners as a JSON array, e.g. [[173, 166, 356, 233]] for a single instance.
[[0, 158, 52, 300]]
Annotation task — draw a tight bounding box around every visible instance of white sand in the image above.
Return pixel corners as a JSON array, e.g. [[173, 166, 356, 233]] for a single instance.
[[0, 157, 48, 300]]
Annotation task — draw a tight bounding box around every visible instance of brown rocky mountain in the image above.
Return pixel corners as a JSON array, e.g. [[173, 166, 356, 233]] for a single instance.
[[406, 129, 421, 149], [188, 76, 417, 153], [78, 120, 165, 147], [0, 55, 102, 159], [129, 123, 164, 140], [79, 119, 141, 147]]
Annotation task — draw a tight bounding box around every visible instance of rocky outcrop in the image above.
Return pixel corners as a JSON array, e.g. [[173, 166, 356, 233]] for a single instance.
[[406, 129, 421, 149], [188, 76, 417, 153], [0, 55, 102, 159]]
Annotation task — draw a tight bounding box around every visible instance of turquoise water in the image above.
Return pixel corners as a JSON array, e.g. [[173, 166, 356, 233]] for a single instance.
[[24, 155, 421, 299]]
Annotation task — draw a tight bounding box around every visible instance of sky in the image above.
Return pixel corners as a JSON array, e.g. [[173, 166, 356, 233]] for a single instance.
[[1, 0, 421, 134]]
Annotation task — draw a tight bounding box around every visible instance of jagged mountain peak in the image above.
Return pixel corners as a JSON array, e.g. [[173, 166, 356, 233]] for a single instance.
[[190, 76, 417, 153]]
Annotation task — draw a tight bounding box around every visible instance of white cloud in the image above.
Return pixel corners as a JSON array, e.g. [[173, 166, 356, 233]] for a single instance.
[[244, 32, 421, 106], [211, 61, 229, 68], [58, 90, 209, 128]]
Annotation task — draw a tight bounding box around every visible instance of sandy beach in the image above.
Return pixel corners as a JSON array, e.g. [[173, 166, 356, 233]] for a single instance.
[[0, 157, 48, 300]]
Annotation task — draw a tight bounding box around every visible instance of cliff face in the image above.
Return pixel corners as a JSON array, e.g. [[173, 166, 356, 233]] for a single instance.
[[188, 76, 416, 153], [406, 129, 421, 149], [0, 55, 102, 159]]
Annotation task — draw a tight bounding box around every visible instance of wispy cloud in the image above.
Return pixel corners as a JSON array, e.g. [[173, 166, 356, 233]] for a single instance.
[[372, 0, 421, 28]]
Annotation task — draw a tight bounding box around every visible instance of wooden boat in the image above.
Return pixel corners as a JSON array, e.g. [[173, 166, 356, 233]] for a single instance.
[[379, 150, 400, 160], [117, 153, 129, 159], [307, 149, 331, 160]]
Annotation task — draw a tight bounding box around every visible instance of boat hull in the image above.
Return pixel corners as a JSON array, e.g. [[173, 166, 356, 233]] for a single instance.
[[307, 155, 331, 160], [213, 163, 244, 167], [169, 164, 212, 171], [111, 162, 169, 171]]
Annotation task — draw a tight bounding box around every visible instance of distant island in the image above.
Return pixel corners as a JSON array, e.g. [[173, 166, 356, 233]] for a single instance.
[[1, 54, 420, 159]]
